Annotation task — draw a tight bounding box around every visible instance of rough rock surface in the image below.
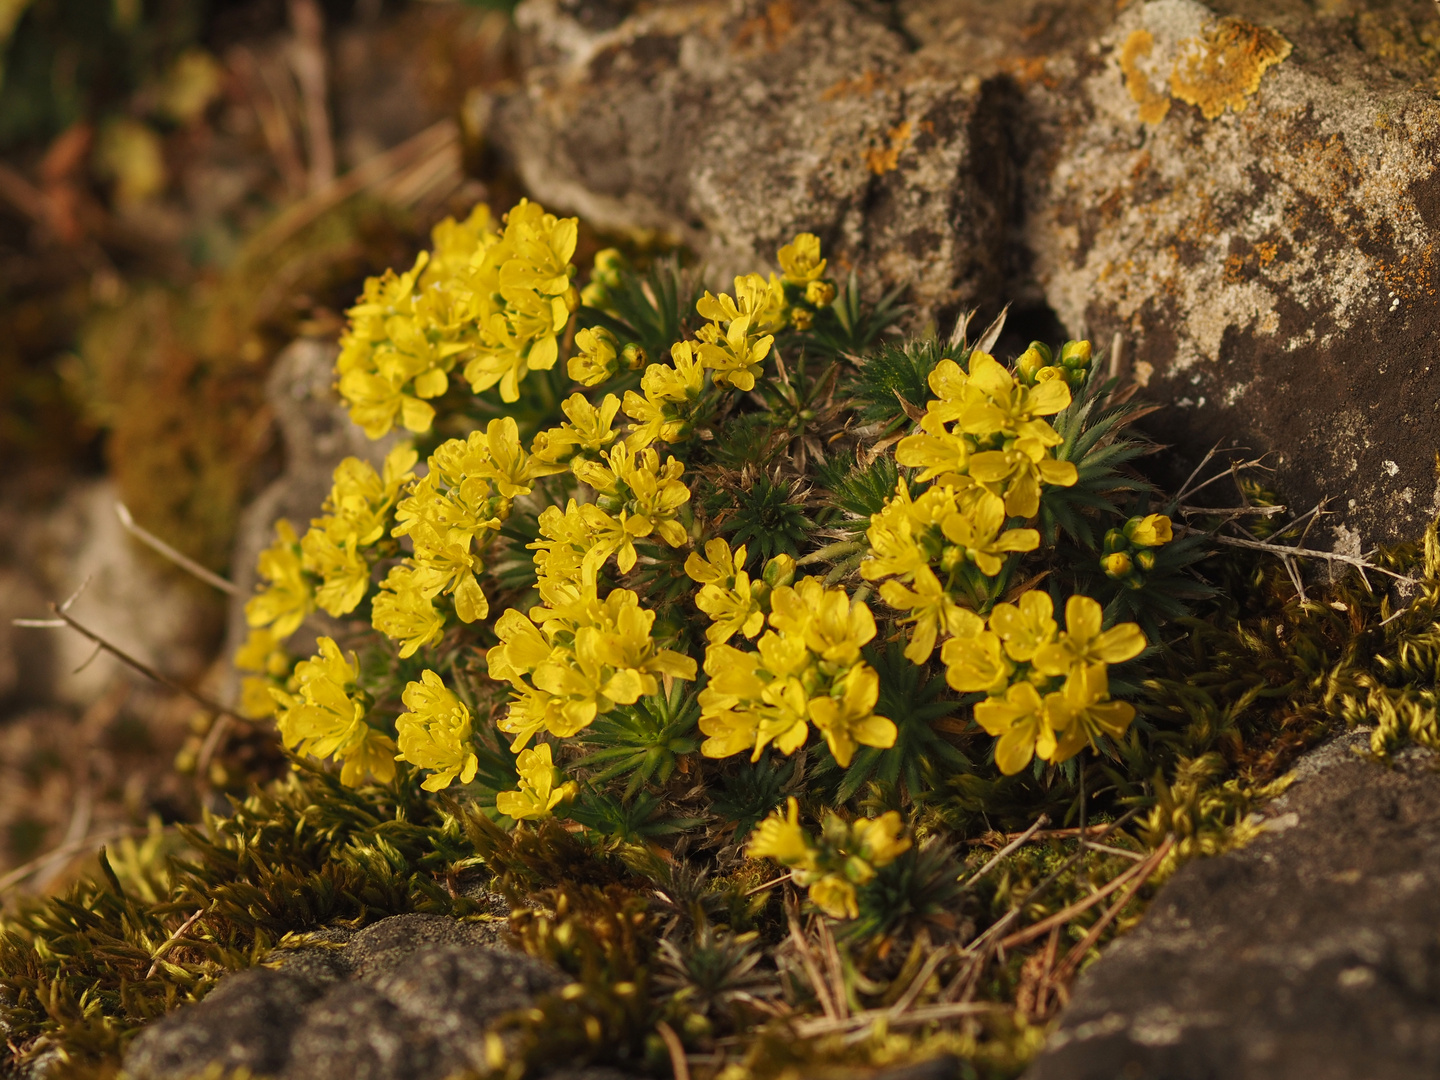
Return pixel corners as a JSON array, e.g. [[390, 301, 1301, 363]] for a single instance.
[[1025, 730, 1440, 1080], [123, 913, 574, 1080], [487, 0, 1440, 547]]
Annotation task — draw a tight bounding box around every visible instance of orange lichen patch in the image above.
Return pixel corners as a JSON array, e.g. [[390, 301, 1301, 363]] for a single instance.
[[1169, 17, 1292, 120], [1001, 54, 1052, 90], [734, 0, 794, 50], [864, 120, 911, 175], [1120, 29, 1172, 125], [821, 69, 884, 100]]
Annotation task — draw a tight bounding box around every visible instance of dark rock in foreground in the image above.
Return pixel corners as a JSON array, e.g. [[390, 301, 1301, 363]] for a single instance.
[[123, 913, 581, 1080], [1026, 731, 1440, 1080]]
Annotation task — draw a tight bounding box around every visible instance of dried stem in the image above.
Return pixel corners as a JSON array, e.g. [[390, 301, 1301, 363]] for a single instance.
[[654, 1021, 691, 1080], [116, 503, 237, 594], [25, 603, 250, 724], [1177, 526, 1416, 585], [962, 814, 1049, 887], [1050, 837, 1174, 983]]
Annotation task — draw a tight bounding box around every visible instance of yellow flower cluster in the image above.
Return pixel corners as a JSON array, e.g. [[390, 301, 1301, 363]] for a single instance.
[[1102, 512, 1174, 586], [944, 592, 1145, 774], [695, 551, 896, 768], [861, 348, 1090, 664], [269, 637, 397, 786], [237, 446, 416, 715], [893, 351, 1078, 518], [748, 797, 910, 919], [336, 200, 579, 438], [371, 418, 546, 658], [395, 670, 479, 792], [495, 744, 578, 820], [487, 583, 698, 751], [776, 233, 837, 330], [694, 273, 786, 391]]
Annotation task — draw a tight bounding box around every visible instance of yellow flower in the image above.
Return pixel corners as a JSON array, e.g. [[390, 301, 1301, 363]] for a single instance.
[[957, 352, 1072, 436], [245, 519, 314, 639], [690, 541, 765, 645], [1125, 513, 1173, 547], [860, 484, 932, 583], [803, 279, 836, 308], [968, 441, 1078, 520], [941, 630, 1013, 696], [271, 637, 397, 787], [808, 666, 897, 768], [698, 705, 762, 760], [895, 412, 971, 484], [239, 676, 280, 720], [622, 340, 706, 448], [568, 326, 620, 386], [235, 626, 289, 677], [807, 875, 859, 920], [371, 566, 446, 658], [532, 392, 622, 468], [974, 681, 1057, 775], [318, 446, 417, 547], [878, 567, 984, 663], [395, 670, 479, 791], [1033, 595, 1146, 676], [851, 811, 910, 867], [1045, 662, 1137, 762], [777, 233, 827, 285], [495, 743, 578, 820], [987, 590, 1058, 663], [695, 274, 783, 391], [685, 537, 741, 587], [1103, 551, 1133, 579], [940, 491, 1040, 576], [747, 796, 813, 866], [768, 577, 876, 668], [300, 527, 370, 617]]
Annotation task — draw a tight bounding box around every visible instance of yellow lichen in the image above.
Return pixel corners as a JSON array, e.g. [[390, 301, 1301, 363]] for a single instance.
[[864, 120, 912, 175], [1120, 29, 1172, 125], [1169, 17, 1292, 120]]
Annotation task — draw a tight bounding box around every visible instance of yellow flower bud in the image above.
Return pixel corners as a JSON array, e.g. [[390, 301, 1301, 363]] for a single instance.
[[1060, 339, 1092, 368], [1124, 513, 1173, 547], [1103, 551, 1133, 579], [803, 279, 836, 307], [763, 553, 797, 589]]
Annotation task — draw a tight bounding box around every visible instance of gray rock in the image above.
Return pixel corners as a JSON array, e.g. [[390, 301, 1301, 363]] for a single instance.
[[123, 969, 327, 1080], [1024, 729, 1440, 1080], [281, 984, 452, 1080], [486, 0, 1440, 547], [341, 911, 511, 980], [493, 0, 1009, 326], [123, 913, 562, 1080]]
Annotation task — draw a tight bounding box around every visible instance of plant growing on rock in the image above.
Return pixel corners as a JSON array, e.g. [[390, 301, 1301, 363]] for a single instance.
[[17, 194, 1414, 1080], [222, 195, 1223, 1071]]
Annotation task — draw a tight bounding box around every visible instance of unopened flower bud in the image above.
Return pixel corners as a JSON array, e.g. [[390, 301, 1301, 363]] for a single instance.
[[1103, 551, 1133, 579], [804, 279, 836, 307], [621, 342, 648, 369], [1015, 342, 1052, 382], [1124, 513, 1173, 547], [1060, 339, 1092, 369], [763, 553, 797, 589]]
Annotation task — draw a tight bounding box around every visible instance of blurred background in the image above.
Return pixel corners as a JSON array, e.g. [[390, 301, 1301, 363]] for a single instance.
[[0, 0, 520, 896]]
